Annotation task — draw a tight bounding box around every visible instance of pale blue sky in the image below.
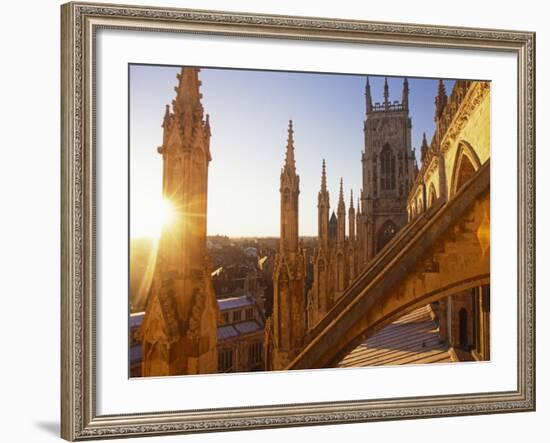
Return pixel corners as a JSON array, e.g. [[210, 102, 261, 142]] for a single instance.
[[129, 65, 454, 238]]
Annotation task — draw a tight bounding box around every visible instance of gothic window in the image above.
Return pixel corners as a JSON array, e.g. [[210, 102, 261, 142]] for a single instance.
[[380, 144, 396, 191]]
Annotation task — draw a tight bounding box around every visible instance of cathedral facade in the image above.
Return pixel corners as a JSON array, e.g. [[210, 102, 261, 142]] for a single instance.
[[141, 68, 219, 376]]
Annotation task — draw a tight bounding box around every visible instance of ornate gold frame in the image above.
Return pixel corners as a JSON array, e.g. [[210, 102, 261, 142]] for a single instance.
[[61, 2, 536, 440]]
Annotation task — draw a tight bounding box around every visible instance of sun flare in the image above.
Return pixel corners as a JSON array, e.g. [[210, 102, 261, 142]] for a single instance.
[[160, 198, 177, 228], [131, 196, 178, 239]]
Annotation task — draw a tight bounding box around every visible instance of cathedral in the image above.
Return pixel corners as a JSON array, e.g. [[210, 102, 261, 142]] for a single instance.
[[307, 78, 417, 329], [137, 68, 490, 375], [141, 68, 219, 376]]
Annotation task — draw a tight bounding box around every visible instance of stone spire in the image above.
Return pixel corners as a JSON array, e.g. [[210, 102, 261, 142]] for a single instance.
[[283, 120, 296, 175], [384, 77, 390, 110], [338, 178, 345, 213], [420, 132, 429, 162], [169, 67, 212, 160], [337, 178, 346, 245], [142, 66, 217, 377], [271, 120, 306, 370], [161, 104, 172, 144], [348, 190, 356, 242], [321, 158, 327, 193], [402, 77, 409, 110], [435, 79, 448, 120], [205, 113, 211, 138], [173, 67, 203, 119], [365, 76, 373, 113], [318, 159, 330, 246], [279, 119, 300, 254]]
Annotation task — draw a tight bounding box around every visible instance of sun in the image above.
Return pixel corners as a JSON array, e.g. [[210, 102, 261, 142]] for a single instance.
[[131, 196, 178, 239], [159, 198, 178, 228]]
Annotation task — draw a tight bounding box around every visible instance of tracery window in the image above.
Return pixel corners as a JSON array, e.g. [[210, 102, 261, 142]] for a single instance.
[[380, 144, 396, 191]]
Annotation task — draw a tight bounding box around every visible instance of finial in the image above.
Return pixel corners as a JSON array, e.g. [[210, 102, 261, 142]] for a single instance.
[[284, 119, 296, 172], [173, 67, 203, 121], [205, 113, 211, 136], [162, 104, 171, 128], [321, 159, 327, 192], [365, 76, 373, 113], [420, 131, 429, 161], [338, 178, 345, 205], [435, 79, 448, 120], [350, 189, 354, 208], [438, 79, 446, 97], [402, 77, 409, 109], [384, 77, 390, 109]]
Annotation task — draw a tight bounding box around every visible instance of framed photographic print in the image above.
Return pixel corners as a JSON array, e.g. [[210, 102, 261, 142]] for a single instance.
[[61, 1, 536, 440]]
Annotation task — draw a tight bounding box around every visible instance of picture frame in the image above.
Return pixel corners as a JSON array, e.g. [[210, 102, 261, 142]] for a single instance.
[[60, 1, 536, 440]]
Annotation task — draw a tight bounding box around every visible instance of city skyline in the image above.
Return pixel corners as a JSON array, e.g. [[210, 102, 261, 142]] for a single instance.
[[130, 65, 454, 238]]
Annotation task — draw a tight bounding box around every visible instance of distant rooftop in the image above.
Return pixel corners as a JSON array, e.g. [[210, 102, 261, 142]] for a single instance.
[[130, 311, 145, 328], [217, 320, 263, 341], [217, 295, 255, 311]]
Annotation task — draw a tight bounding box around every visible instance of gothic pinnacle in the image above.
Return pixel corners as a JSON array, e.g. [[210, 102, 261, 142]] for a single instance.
[[284, 119, 296, 172], [162, 104, 171, 128], [321, 159, 327, 192], [421, 132, 429, 161], [435, 79, 448, 119], [365, 76, 373, 113], [402, 77, 409, 109], [350, 189, 354, 209], [437, 79, 447, 98], [338, 178, 345, 212], [174, 67, 202, 112], [384, 77, 390, 109]]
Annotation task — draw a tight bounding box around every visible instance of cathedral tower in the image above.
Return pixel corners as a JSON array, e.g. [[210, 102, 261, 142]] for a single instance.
[[271, 121, 307, 370], [358, 77, 417, 264], [141, 67, 218, 376]]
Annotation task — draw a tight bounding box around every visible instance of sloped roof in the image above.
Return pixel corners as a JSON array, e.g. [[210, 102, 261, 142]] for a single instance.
[[217, 295, 255, 311], [217, 321, 263, 342], [339, 305, 452, 368]]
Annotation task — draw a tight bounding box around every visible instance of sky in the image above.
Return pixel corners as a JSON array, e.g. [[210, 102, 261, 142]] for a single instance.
[[129, 65, 454, 238]]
